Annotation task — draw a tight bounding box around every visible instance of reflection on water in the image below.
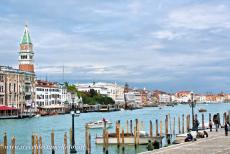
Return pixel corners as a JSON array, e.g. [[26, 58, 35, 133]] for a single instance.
[[0, 103, 230, 154]]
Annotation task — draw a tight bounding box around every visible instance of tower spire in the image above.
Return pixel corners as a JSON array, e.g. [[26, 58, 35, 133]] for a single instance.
[[19, 25, 35, 73]]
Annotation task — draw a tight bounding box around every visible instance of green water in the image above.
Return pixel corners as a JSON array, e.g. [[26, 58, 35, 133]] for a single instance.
[[0, 103, 230, 154]]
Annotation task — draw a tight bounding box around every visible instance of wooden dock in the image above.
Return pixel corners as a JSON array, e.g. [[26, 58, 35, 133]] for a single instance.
[[142, 128, 230, 154]]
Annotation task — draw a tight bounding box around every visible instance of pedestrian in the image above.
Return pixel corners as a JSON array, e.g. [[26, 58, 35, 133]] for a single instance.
[[225, 122, 228, 136], [209, 120, 213, 132], [194, 118, 199, 132], [213, 114, 218, 132]]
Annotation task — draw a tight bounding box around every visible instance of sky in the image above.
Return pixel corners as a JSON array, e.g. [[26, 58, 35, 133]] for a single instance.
[[0, 0, 230, 93]]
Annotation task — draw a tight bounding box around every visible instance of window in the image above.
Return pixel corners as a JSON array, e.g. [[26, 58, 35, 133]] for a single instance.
[[21, 55, 27, 59], [0, 75, 4, 82], [0, 96, 4, 105], [0, 86, 3, 92]]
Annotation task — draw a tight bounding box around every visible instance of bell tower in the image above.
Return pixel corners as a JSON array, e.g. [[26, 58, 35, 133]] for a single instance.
[[19, 25, 34, 73]]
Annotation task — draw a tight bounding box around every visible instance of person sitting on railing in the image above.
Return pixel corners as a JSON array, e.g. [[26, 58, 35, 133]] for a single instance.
[[146, 140, 154, 151]]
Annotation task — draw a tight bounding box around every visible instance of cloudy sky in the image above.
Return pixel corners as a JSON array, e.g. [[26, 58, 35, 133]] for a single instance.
[[1, 0, 230, 93]]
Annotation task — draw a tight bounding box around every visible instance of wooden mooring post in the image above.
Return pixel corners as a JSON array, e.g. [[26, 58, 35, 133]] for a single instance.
[[150, 120, 153, 137], [64, 133, 67, 154], [173, 117, 175, 135], [35, 135, 38, 154], [202, 114, 205, 129], [117, 122, 120, 149], [182, 114, 184, 134], [169, 113, 172, 135], [223, 112, 227, 125], [39, 136, 43, 154], [186, 115, 190, 132], [32, 133, 35, 154], [126, 120, 129, 134], [122, 128, 125, 152], [69, 128, 72, 146], [85, 124, 90, 154], [4, 132, 7, 154], [178, 115, 181, 134], [160, 120, 163, 137], [134, 126, 137, 148], [104, 121, 107, 152], [130, 120, 133, 134], [105, 130, 109, 154], [11, 136, 15, 154], [165, 115, 168, 135], [156, 119, 159, 136], [51, 129, 55, 154], [0, 144, 4, 154], [137, 119, 140, 145]]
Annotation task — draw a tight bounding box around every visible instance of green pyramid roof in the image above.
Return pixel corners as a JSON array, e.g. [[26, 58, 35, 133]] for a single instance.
[[20, 25, 32, 44]]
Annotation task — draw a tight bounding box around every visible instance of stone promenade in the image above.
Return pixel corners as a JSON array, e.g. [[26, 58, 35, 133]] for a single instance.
[[142, 128, 230, 154]]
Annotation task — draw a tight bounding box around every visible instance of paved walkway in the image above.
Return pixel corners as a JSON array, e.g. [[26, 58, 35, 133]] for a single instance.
[[142, 128, 230, 154]]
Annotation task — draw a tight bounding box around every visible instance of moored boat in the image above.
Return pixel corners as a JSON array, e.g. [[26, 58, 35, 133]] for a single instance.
[[87, 119, 112, 129], [199, 108, 207, 112]]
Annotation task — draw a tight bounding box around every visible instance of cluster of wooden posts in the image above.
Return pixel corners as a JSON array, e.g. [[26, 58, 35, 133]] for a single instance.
[[0, 132, 15, 154]]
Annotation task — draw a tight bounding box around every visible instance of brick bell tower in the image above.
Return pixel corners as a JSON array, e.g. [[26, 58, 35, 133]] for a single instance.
[[19, 25, 34, 73]]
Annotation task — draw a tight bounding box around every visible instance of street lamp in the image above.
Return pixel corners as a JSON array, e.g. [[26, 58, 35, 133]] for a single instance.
[[70, 92, 77, 153], [189, 91, 196, 129]]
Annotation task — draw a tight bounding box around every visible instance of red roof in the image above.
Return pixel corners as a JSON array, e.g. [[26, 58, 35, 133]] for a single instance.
[[0, 106, 17, 111]]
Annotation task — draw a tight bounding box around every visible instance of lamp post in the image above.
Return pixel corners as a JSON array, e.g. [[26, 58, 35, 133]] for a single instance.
[[189, 91, 196, 129], [70, 92, 77, 153]]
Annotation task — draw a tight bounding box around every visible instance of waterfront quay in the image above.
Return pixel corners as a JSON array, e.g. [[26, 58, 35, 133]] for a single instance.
[[0, 103, 230, 154], [143, 128, 230, 154]]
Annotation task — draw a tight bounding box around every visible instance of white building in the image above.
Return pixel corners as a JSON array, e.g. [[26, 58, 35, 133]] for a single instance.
[[76, 82, 124, 103], [159, 93, 171, 103], [35, 80, 68, 107]]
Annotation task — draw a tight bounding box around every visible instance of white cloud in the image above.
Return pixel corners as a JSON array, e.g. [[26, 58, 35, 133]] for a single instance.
[[152, 30, 179, 40], [168, 4, 230, 30]]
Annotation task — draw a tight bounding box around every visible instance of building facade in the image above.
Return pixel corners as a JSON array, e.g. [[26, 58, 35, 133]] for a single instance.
[[76, 82, 124, 103], [0, 66, 35, 110], [35, 80, 68, 107]]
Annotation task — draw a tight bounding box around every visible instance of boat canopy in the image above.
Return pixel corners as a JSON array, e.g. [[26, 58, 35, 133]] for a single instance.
[[0, 105, 17, 111]]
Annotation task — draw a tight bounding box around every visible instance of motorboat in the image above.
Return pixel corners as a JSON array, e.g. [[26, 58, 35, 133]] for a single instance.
[[75, 110, 80, 117], [87, 119, 112, 129], [35, 114, 41, 118], [199, 108, 207, 112]]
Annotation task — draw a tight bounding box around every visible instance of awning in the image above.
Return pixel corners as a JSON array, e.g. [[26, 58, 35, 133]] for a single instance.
[[0, 106, 17, 111]]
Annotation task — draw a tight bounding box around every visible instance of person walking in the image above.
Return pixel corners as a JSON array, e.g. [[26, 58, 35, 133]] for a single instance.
[[213, 114, 219, 132], [225, 122, 228, 136], [209, 120, 213, 132]]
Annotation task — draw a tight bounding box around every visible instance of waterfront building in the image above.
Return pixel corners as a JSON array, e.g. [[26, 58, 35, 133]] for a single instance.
[[135, 89, 148, 105], [0, 66, 35, 110], [175, 91, 193, 103], [35, 80, 68, 107], [76, 82, 124, 103], [152, 90, 171, 104], [195, 94, 206, 103]]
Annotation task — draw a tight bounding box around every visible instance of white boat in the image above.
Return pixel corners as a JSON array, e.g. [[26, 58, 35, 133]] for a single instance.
[[75, 110, 80, 117], [87, 119, 112, 129], [120, 108, 125, 111], [35, 114, 41, 118]]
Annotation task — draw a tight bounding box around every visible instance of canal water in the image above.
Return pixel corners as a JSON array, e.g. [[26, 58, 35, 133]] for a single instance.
[[0, 103, 230, 154]]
